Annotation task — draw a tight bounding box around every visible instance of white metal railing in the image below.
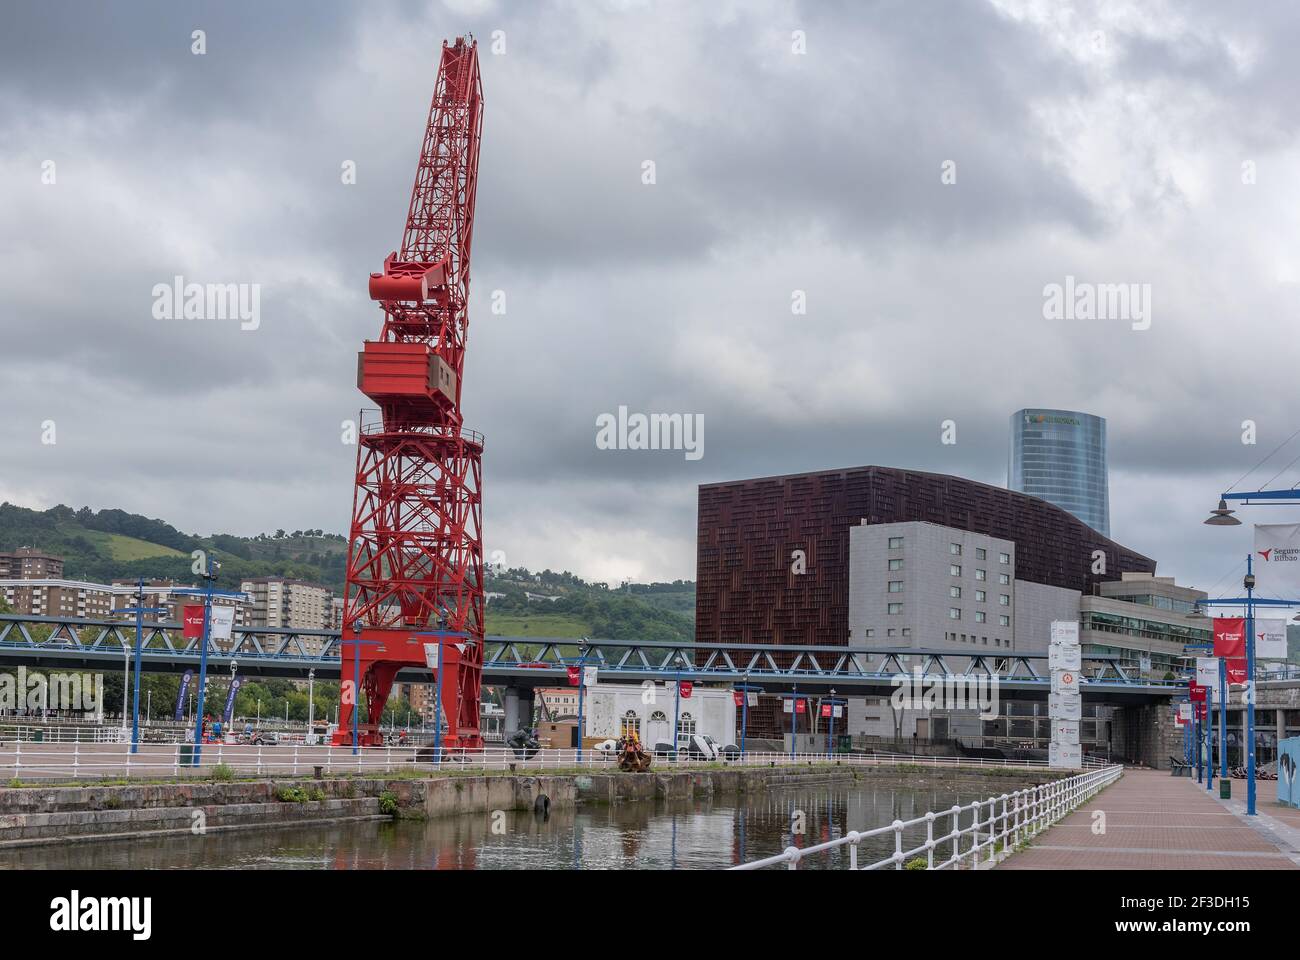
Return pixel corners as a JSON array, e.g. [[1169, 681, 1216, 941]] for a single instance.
[[730, 763, 1124, 870], [0, 742, 1093, 782]]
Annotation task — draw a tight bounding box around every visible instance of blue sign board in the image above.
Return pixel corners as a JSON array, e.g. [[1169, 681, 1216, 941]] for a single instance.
[[1279, 736, 1300, 808]]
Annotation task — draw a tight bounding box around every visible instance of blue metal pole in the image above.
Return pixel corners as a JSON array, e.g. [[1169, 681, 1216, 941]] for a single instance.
[[434, 636, 444, 765], [1219, 657, 1228, 780], [192, 562, 214, 764], [576, 646, 589, 762], [1206, 698, 1214, 792], [1246, 554, 1257, 815], [131, 577, 143, 754], [828, 702, 835, 756]]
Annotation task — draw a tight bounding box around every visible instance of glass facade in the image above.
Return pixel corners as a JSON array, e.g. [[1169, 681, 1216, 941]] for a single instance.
[[1009, 408, 1110, 536]]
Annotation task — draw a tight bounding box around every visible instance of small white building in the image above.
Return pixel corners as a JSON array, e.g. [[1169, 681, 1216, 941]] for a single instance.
[[583, 682, 737, 747]]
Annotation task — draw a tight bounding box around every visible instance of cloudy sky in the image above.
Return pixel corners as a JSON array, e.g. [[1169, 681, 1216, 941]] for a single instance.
[[2, 0, 1299, 593]]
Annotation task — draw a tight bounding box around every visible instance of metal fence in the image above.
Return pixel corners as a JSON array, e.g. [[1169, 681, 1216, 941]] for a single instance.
[[730, 763, 1123, 870], [0, 741, 1102, 782]]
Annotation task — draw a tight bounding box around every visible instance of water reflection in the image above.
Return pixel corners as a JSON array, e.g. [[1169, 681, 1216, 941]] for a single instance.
[[6, 776, 1030, 870]]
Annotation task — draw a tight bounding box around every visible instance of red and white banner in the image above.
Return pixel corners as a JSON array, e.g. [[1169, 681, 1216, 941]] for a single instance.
[[1189, 681, 1206, 703], [821, 702, 832, 718], [1213, 617, 1245, 658], [795, 698, 805, 714], [733, 691, 744, 707], [678, 681, 693, 699], [182, 605, 205, 639], [1254, 523, 1300, 598], [566, 666, 580, 686], [1256, 618, 1289, 660]]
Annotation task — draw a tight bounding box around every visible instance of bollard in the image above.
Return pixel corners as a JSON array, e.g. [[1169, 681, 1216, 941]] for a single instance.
[[314, 765, 323, 780]]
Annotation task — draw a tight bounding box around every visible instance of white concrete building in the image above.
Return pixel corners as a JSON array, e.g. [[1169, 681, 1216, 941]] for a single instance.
[[582, 682, 737, 747]]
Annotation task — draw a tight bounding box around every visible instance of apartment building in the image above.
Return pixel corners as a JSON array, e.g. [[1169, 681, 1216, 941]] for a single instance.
[[0, 547, 65, 580]]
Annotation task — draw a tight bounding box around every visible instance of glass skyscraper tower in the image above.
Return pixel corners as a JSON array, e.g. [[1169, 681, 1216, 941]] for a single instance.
[[1008, 409, 1110, 537]]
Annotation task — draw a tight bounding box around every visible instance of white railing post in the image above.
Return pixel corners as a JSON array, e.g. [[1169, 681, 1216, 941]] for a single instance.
[[73, 741, 80, 780], [950, 805, 961, 866], [925, 812, 935, 869], [293, 745, 299, 777], [893, 820, 904, 869]]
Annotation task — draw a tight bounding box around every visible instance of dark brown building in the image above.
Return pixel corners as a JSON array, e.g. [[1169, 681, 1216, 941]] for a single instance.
[[697, 465, 1155, 648], [695, 466, 1155, 737]]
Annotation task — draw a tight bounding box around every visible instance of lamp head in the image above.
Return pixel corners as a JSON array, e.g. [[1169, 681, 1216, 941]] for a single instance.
[[1204, 498, 1241, 526]]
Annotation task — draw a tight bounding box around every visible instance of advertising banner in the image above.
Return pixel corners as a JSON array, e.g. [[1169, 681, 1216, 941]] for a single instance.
[[1049, 644, 1082, 671], [209, 604, 235, 641], [583, 666, 598, 688], [1195, 658, 1221, 698], [1213, 617, 1246, 659], [1178, 703, 1193, 721], [182, 605, 205, 639], [1279, 737, 1300, 809], [1254, 523, 1300, 598], [1052, 719, 1080, 744], [566, 666, 580, 686], [1256, 618, 1289, 660], [783, 698, 793, 714], [1049, 693, 1081, 721], [747, 692, 759, 707], [174, 669, 194, 721], [222, 677, 242, 724], [821, 702, 831, 718], [1051, 668, 1080, 695], [1049, 742, 1082, 770], [1050, 621, 1080, 646], [678, 680, 692, 699], [795, 698, 805, 714], [733, 691, 744, 707]]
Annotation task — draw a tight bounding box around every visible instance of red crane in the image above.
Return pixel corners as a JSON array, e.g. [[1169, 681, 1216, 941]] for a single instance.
[[334, 36, 485, 749]]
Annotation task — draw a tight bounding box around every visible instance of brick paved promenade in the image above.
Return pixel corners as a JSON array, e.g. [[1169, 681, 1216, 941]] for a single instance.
[[1001, 768, 1300, 870]]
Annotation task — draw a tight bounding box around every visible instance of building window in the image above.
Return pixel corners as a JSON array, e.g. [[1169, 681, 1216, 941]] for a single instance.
[[887, 628, 896, 637], [888, 536, 904, 549], [888, 581, 903, 593], [888, 559, 903, 571], [976, 548, 987, 560], [999, 552, 1010, 564], [949, 608, 961, 620], [902, 628, 910, 637], [999, 594, 1010, 606], [975, 590, 986, 602], [621, 710, 642, 738], [999, 573, 1010, 585], [975, 569, 986, 581], [864, 629, 874, 638], [678, 712, 696, 739], [888, 603, 903, 615], [975, 611, 986, 623], [950, 564, 961, 577], [999, 615, 1010, 627], [950, 543, 962, 555], [949, 586, 961, 599]]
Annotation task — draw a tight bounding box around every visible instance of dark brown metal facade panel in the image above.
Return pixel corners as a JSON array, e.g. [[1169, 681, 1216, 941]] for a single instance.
[[695, 465, 1155, 650]]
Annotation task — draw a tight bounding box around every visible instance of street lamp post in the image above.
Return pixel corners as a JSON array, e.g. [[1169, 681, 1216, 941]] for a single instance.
[[119, 577, 165, 753], [576, 639, 592, 762], [673, 652, 684, 757], [790, 682, 798, 759], [827, 687, 837, 756], [307, 668, 315, 738]]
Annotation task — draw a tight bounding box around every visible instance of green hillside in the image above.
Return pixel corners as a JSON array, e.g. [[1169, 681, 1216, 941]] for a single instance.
[[0, 502, 696, 642]]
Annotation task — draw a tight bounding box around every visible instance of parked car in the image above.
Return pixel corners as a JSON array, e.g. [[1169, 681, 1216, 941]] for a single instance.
[[677, 734, 721, 760], [652, 740, 676, 758], [593, 738, 618, 755], [719, 743, 741, 759]]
